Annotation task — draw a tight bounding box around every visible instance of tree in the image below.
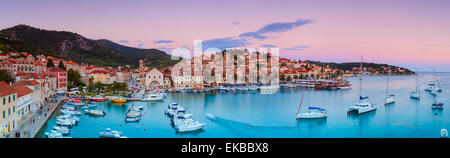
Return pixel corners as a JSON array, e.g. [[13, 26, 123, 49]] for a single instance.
[[89, 76, 94, 85], [87, 84, 94, 92], [67, 69, 81, 88], [58, 61, 66, 70], [112, 81, 120, 94], [286, 76, 292, 82], [0, 70, 15, 84], [78, 85, 84, 93], [47, 59, 55, 68], [94, 81, 104, 94], [280, 74, 286, 82]]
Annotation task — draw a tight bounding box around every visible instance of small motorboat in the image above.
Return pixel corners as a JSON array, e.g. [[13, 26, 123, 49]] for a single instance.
[[259, 85, 280, 94], [142, 93, 163, 101], [91, 95, 106, 102], [432, 102, 444, 109], [53, 126, 70, 136], [173, 118, 206, 133], [110, 96, 127, 103], [441, 129, 448, 138], [99, 128, 125, 138], [84, 109, 106, 116], [45, 131, 63, 138]]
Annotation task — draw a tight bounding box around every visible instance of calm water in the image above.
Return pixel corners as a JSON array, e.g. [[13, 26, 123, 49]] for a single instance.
[[38, 73, 450, 138]]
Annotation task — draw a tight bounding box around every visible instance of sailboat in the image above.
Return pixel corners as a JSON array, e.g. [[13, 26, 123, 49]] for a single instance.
[[427, 66, 441, 96], [385, 74, 396, 105], [410, 70, 420, 100], [348, 56, 377, 114], [296, 88, 327, 119]]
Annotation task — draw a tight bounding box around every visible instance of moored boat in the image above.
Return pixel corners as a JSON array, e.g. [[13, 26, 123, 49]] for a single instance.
[[110, 96, 127, 103], [90, 95, 106, 102]]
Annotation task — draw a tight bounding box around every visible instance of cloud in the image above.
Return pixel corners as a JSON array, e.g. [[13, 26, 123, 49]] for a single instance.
[[119, 40, 130, 44], [232, 21, 240, 25], [283, 45, 310, 51], [201, 19, 311, 50], [202, 37, 250, 50], [239, 19, 312, 40], [261, 44, 277, 48], [154, 40, 174, 44]]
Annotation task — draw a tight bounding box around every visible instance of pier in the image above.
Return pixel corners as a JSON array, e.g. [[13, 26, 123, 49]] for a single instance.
[[8, 97, 64, 138]]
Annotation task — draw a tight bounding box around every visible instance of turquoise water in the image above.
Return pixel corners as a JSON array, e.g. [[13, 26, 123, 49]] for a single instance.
[[38, 73, 450, 138]]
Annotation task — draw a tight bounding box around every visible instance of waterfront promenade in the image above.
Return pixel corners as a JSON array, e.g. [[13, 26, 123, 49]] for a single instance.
[[8, 97, 64, 138]]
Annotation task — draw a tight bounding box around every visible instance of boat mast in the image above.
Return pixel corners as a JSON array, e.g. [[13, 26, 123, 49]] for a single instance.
[[416, 69, 420, 96], [386, 73, 389, 99], [359, 56, 363, 103], [296, 88, 307, 116]]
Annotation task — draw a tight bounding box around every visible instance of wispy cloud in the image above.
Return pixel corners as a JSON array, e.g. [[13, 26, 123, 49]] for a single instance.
[[202, 37, 250, 50], [154, 40, 174, 44], [261, 44, 277, 47], [232, 21, 240, 25], [239, 19, 312, 40], [283, 45, 310, 51], [119, 40, 130, 44], [202, 19, 312, 50]]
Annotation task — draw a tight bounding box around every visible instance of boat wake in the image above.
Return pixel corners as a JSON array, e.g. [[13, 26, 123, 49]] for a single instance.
[[205, 113, 299, 132]]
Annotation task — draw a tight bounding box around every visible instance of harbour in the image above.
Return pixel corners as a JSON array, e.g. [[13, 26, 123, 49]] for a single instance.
[[37, 73, 449, 138]]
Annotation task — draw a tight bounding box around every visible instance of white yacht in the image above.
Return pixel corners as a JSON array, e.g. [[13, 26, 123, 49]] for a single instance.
[[84, 109, 106, 116], [295, 88, 327, 119], [173, 118, 206, 132], [348, 57, 376, 114], [297, 107, 327, 119], [142, 93, 164, 101], [99, 128, 126, 138], [348, 97, 377, 114], [260, 85, 280, 94], [384, 75, 396, 105], [410, 71, 421, 100]]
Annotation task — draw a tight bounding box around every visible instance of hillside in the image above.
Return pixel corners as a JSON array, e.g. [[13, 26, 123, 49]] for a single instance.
[[0, 25, 178, 68], [305, 60, 415, 75]]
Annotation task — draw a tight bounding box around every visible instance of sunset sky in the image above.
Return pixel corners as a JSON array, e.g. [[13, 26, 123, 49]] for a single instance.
[[1, 0, 450, 71]]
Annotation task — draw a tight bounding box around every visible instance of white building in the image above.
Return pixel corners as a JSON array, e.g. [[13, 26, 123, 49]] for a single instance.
[[12, 85, 33, 121], [144, 69, 164, 89]]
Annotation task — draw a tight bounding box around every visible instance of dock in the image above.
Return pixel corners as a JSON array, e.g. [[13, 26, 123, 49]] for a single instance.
[[8, 97, 64, 138]]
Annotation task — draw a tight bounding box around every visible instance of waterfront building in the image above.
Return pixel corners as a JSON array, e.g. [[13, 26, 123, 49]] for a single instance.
[[47, 67, 67, 91], [145, 69, 164, 89], [11, 85, 33, 121], [88, 70, 112, 84], [0, 81, 18, 138], [13, 80, 42, 113]]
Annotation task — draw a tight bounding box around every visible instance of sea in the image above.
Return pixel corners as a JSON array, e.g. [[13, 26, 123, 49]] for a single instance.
[[38, 72, 450, 138]]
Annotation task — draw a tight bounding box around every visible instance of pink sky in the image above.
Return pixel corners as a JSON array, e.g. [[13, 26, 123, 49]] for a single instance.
[[1, 0, 450, 71]]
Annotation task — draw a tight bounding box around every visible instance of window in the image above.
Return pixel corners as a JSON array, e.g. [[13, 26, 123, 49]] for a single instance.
[[2, 98, 4, 105], [8, 108, 10, 115], [2, 111, 4, 118], [13, 106, 15, 113], [13, 95, 15, 101], [8, 96, 10, 103]]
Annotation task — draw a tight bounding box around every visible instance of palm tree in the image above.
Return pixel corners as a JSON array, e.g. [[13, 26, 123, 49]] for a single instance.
[[94, 81, 104, 94]]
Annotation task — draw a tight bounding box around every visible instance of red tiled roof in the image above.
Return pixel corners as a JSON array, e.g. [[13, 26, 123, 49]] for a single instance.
[[47, 67, 66, 72], [13, 80, 40, 86], [12, 85, 33, 97], [34, 61, 44, 66], [66, 61, 78, 65], [0, 81, 17, 97], [90, 70, 109, 74]]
